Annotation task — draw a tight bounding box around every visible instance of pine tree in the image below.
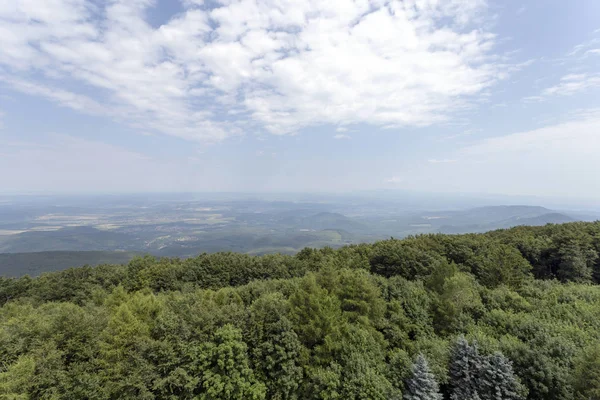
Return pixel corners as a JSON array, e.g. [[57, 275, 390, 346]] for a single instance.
[[483, 352, 525, 400], [480, 352, 524, 400], [403, 354, 442, 400], [449, 336, 485, 400]]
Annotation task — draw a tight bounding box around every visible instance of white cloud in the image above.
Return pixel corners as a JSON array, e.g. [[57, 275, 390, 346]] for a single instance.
[[335, 127, 349, 133], [568, 36, 600, 57], [526, 73, 600, 101], [0, 0, 507, 141], [3, 77, 109, 115], [463, 112, 600, 157], [543, 73, 600, 96], [333, 134, 351, 140], [527, 31, 600, 102]]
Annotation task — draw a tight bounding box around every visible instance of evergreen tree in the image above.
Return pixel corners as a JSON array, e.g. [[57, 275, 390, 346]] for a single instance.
[[449, 337, 485, 400], [403, 354, 442, 400], [480, 352, 524, 400]]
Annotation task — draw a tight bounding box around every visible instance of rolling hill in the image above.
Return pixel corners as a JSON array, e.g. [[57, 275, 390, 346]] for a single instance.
[[0, 251, 138, 277]]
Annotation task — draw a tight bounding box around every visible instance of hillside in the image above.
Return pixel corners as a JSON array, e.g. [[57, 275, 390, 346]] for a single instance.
[[0, 202, 592, 258], [0, 251, 138, 277], [512, 212, 575, 226], [0, 226, 136, 253], [433, 206, 574, 233], [0, 221, 599, 399]]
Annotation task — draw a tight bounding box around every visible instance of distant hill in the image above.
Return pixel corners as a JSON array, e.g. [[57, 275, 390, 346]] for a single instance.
[[508, 212, 575, 226], [0, 251, 138, 277], [438, 207, 577, 234], [446, 205, 554, 225], [0, 226, 136, 253], [287, 212, 367, 232], [0, 204, 591, 262]]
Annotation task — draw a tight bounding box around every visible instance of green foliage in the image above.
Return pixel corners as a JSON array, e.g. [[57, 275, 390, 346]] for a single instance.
[[369, 238, 446, 279], [310, 323, 398, 400], [248, 293, 304, 399], [471, 244, 532, 289], [434, 273, 483, 334], [288, 274, 342, 348], [0, 251, 137, 278], [573, 344, 600, 400], [199, 324, 266, 399], [0, 354, 35, 399], [0, 221, 599, 399]]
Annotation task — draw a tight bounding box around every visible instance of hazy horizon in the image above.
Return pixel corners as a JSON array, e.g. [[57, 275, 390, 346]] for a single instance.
[[1, 191, 597, 267], [2, 190, 600, 213]]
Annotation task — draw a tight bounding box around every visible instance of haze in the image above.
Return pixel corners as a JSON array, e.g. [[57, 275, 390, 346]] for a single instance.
[[0, 0, 599, 198]]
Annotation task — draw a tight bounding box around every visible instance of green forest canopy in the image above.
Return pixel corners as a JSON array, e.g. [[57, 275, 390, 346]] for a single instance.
[[1, 221, 600, 399]]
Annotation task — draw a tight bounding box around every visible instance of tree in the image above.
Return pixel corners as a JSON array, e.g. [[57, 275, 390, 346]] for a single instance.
[[448, 337, 485, 400], [319, 267, 386, 325], [434, 273, 482, 334], [480, 352, 525, 400], [248, 293, 304, 400], [573, 345, 600, 400], [99, 296, 160, 399], [403, 354, 442, 400], [0, 354, 35, 399], [288, 274, 342, 348], [556, 241, 596, 283], [199, 324, 266, 399], [369, 240, 445, 279], [386, 348, 412, 393], [304, 362, 342, 400], [472, 244, 532, 289], [309, 324, 398, 400]]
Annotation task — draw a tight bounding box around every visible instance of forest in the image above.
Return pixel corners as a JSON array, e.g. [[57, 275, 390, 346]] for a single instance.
[[1, 221, 600, 399]]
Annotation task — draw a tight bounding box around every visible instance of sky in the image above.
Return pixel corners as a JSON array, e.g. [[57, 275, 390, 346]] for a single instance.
[[0, 0, 599, 198]]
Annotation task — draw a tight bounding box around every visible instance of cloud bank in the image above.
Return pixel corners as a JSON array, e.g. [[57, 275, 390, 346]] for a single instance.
[[455, 111, 600, 197], [0, 0, 503, 141]]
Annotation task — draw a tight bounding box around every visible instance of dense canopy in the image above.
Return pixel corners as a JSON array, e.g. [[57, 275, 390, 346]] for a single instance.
[[1, 221, 600, 399]]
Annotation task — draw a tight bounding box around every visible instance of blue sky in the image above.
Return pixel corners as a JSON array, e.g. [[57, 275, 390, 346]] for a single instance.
[[0, 0, 599, 198]]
